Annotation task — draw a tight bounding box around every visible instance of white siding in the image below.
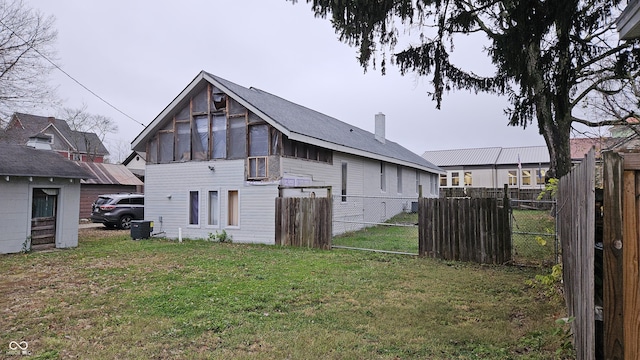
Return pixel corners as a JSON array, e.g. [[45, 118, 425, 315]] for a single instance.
[[0, 177, 81, 254], [145, 160, 279, 244], [282, 153, 438, 236]]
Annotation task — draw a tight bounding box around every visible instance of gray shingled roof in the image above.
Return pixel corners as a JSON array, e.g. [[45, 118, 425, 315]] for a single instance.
[[133, 71, 442, 173], [0, 144, 91, 178], [1, 113, 109, 156], [422, 146, 549, 167], [207, 73, 441, 172]]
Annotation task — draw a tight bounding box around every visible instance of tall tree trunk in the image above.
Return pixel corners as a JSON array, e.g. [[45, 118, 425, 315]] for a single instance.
[[526, 42, 573, 179]]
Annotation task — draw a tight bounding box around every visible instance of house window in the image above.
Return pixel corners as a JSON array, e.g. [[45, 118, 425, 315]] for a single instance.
[[44, 133, 54, 144], [228, 118, 247, 159], [249, 124, 269, 156], [451, 172, 460, 186], [464, 171, 472, 186], [228, 190, 239, 226], [248, 157, 267, 179], [176, 121, 191, 161], [341, 162, 347, 202], [536, 169, 546, 185], [522, 170, 531, 186], [508, 171, 518, 186], [192, 115, 208, 160], [208, 191, 219, 226], [380, 163, 386, 191], [211, 114, 227, 159], [148, 137, 158, 164], [397, 166, 403, 193], [71, 153, 81, 161], [189, 191, 199, 225], [440, 174, 447, 187]]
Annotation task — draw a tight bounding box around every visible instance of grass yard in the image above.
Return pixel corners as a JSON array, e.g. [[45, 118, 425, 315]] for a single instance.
[[333, 212, 419, 254], [511, 209, 557, 266], [0, 228, 572, 359], [333, 210, 558, 266]]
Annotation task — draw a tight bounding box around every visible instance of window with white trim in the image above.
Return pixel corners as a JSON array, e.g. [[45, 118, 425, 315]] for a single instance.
[[208, 190, 219, 226], [189, 191, 199, 225]]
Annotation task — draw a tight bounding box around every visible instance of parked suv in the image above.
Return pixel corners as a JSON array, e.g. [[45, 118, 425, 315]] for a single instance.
[[91, 193, 144, 229]]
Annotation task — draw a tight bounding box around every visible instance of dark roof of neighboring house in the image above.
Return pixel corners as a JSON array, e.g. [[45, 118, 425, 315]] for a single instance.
[[132, 71, 443, 174], [1, 112, 109, 156], [0, 144, 91, 178], [77, 162, 144, 185], [422, 146, 550, 167]]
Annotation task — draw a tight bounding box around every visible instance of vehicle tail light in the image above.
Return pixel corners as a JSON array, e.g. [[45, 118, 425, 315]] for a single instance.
[[99, 205, 116, 211]]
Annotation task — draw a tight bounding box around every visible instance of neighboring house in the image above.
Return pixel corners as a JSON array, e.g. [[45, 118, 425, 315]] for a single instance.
[[1, 112, 143, 219], [422, 146, 550, 190], [76, 162, 144, 219], [0, 143, 89, 254], [617, 0, 640, 40], [131, 71, 443, 244], [123, 151, 146, 186], [2, 112, 110, 162]]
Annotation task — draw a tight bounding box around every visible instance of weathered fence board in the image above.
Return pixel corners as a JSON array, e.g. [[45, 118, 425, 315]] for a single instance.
[[418, 197, 511, 264], [603, 151, 625, 358], [557, 148, 595, 360], [275, 197, 332, 249]]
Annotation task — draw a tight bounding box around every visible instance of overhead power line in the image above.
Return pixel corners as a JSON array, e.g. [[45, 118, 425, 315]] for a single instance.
[[0, 18, 145, 127]]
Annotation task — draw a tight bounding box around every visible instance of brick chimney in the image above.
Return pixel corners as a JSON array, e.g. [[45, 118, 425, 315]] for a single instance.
[[375, 112, 385, 144], [47, 116, 55, 123]]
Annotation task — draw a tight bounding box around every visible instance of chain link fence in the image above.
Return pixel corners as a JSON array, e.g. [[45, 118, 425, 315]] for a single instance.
[[332, 195, 420, 254], [509, 199, 558, 266], [329, 194, 559, 265]]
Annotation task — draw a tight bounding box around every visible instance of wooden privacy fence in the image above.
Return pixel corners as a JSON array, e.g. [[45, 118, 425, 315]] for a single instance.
[[603, 150, 640, 359], [275, 197, 332, 249], [418, 197, 511, 264], [557, 149, 595, 360]]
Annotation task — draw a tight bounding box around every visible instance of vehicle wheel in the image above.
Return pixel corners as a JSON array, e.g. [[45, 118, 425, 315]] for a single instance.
[[119, 215, 133, 229]]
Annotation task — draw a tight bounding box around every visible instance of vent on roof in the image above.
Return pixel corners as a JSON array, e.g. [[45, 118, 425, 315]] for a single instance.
[[375, 112, 385, 144]]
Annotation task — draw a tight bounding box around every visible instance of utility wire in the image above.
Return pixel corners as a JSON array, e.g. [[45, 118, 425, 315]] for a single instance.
[[0, 18, 145, 127]]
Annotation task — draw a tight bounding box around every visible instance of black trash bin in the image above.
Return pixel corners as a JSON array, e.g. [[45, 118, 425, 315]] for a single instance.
[[131, 220, 152, 240]]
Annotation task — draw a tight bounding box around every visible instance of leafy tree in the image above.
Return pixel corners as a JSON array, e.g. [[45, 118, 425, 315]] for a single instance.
[[0, 0, 58, 125], [293, 0, 639, 177]]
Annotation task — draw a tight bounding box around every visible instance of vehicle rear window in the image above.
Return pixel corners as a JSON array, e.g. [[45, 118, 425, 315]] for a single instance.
[[95, 197, 111, 205]]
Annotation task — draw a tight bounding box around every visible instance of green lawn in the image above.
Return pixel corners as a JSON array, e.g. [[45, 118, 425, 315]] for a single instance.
[[0, 228, 571, 359], [333, 212, 419, 253], [511, 209, 557, 266], [333, 210, 558, 266]]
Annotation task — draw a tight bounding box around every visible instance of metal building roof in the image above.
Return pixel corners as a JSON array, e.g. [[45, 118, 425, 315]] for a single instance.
[[422, 146, 550, 167], [77, 162, 144, 186]]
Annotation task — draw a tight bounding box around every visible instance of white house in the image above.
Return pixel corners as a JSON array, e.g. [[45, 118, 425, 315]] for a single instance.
[[0, 144, 89, 254], [422, 146, 550, 190], [131, 71, 443, 244]]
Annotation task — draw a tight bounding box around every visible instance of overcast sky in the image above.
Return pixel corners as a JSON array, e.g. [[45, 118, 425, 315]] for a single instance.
[[27, 0, 550, 161]]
